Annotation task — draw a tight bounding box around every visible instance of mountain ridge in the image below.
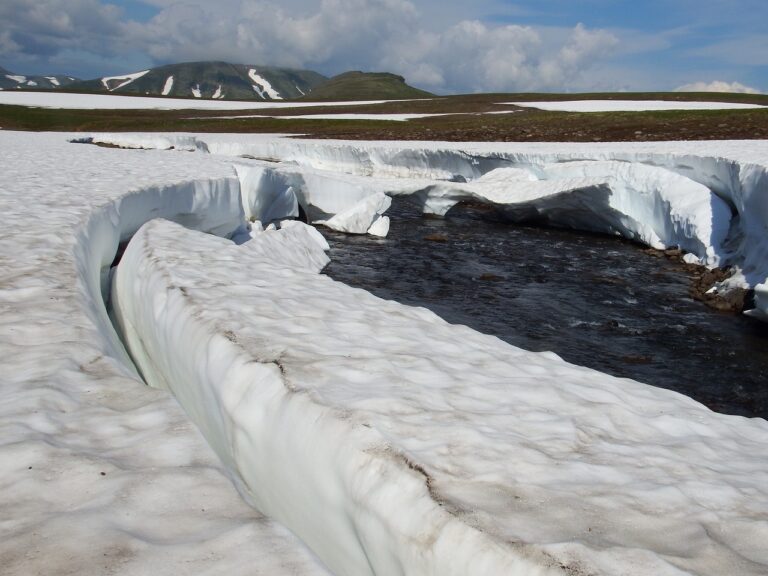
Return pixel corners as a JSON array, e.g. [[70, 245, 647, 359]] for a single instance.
[[1, 61, 433, 101]]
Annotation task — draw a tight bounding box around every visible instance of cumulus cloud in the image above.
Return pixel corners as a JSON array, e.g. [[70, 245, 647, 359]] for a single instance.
[[0, 0, 619, 92], [0, 0, 125, 59], [674, 80, 761, 94]]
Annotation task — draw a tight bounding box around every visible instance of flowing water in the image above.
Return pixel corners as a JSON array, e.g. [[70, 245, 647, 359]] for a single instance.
[[320, 197, 768, 419]]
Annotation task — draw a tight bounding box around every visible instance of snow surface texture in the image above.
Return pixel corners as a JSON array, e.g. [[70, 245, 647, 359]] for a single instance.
[[0, 91, 395, 110], [508, 100, 766, 112], [0, 131, 331, 575], [4, 130, 768, 576]]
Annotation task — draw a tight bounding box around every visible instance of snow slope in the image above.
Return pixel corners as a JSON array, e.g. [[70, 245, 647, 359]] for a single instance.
[[3, 130, 768, 576], [508, 100, 766, 112]]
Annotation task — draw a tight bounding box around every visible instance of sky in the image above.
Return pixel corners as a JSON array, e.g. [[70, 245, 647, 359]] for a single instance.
[[1, 0, 766, 94]]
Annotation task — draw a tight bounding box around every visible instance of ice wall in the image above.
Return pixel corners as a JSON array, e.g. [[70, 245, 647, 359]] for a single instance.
[[0, 131, 330, 575], [112, 219, 559, 576], [89, 133, 768, 314]]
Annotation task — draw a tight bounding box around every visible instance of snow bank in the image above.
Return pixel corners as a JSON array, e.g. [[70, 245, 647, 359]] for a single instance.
[[0, 131, 329, 575], [112, 216, 768, 576], [111, 218, 563, 576], [508, 100, 767, 112], [6, 129, 768, 575], [85, 132, 768, 317]]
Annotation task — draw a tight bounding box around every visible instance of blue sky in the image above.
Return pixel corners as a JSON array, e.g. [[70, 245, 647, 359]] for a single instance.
[[1, 0, 766, 93]]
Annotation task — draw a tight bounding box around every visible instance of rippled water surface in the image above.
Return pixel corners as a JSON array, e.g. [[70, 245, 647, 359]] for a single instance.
[[320, 198, 768, 419]]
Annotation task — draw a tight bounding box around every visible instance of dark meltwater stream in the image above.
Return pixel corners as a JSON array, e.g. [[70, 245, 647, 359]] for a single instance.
[[320, 198, 768, 420]]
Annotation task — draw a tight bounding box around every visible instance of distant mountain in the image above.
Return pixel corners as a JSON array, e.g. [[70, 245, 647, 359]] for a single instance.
[[302, 71, 434, 101], [67, 61, 327, 101], [0, 66, 79, 90], [1, 61, 433, 102]]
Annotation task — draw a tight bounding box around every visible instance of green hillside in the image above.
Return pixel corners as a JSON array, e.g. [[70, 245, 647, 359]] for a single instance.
[[0, 67, 78, 90], [303, 71, 433, 100], [67, 61, 327, 100]]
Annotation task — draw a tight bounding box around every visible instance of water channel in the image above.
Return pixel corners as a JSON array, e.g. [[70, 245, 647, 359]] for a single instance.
[[320, 197, 768, 419]]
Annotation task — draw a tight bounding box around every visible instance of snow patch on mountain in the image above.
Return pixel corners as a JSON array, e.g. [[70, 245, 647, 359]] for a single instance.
[[248, 69, 282, 100], [101, 69, 150, 91], [45, 76, 60, 86], [212, 84, 223, 99], [191, 84, 201, 98], [162, 75, 174, 96], [5, 74, 26, 83]]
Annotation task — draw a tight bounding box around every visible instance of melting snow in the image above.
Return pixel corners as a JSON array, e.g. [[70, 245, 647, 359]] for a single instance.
[[101, 69, 150, 91], [161, 75, 174, 96], [0, 91, 396, 110], [5, 74, 26, 83], [191, 84, 201, 98], [3, 130, 768, 576], [248, 69, 283, 100], [508, 100, 767, 112], [45, 76, 60, 86], [212, 84, 223, 99]]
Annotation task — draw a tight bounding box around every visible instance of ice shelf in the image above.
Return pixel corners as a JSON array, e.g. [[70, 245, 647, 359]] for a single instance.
[[3, 130, 768, 576]]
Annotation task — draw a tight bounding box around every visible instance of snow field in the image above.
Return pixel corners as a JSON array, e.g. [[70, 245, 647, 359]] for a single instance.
[[112, 215, 768, 576], [3, 130, 768, 576], [0, 131, 331, 575], [508, 100, 767, 112], [0, 91, 397, 110]]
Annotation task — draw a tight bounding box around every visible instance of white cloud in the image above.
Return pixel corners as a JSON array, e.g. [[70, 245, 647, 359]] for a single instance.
[[0, 0, 619, 92], [674, 80, 761, 94]]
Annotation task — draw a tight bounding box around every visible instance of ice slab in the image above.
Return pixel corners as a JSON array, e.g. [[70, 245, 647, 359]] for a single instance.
[[113, 217, 768, 576]]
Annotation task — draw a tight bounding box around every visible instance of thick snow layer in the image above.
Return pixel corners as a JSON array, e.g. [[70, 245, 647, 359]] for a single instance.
[[88, 132, 768, 308], [0, 91, 395, 110], [5, 130, 768, 576], [113, 215, 768, 576], [101, 69, 150, 91], [161, 75, 174, 95], [248, 70, 283, 100], [0, 131, 330, 575], [508, 100, 766, 112]]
